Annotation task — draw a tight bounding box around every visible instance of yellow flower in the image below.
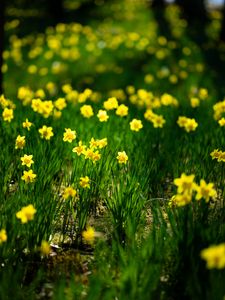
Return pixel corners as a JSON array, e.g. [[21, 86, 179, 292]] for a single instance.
[[177, 116, 188, 128], [195, 179, 217, 202], [161, 93, 174, 106], [171, 193, 192, 207], [72, 141, 86, 156], [144, 109, 155, 121], [130, 119, 143, 132], [31, 98, 42, 112], [16, 204, 36, 223], [152, 114, 166, 128], [177, 116, 198, 132], [40, 240, 51, 256], [0, 94, 8, 108], [15, 135, 26, 149], [21, 154, 34, 168], [79, 176, 90, 188], [174, 173, 195, 194], [103, 97, 118, 110], [53, 109, 62, 119], [201, 243, 225, 269], [117, 151, 128, 164], [54, 97, 67, 110], [92, 151, 101, 162], [80, 105, 94, 118], [63, 187, 77, 200], [89, 137, 99, 149], [41, 101, 54, 118], [210, 149, 223, 161], [2, 108, 14, 122], [39, 125, 54, 140], [21, 169, 37, 183], [83, 148, 95, 160], [198, 88, 208, 100], [0, 229, 7, 244], [22, 118, 33, 131], [97, 110, 109, 122], [63, 128, 76, 143], [82, 226, 95, 244], [184, 118, 198, 132], [96, 138, 107, 148], [218, 118, 225, 127], [116, 104, 129, 117], [190, 97, 200, 108]]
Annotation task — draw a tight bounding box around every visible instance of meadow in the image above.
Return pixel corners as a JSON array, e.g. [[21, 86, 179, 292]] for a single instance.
[[1, 1, 225, 299]]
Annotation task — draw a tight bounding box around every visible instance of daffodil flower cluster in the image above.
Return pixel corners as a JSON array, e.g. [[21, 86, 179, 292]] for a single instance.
[[0, 95, 15, 123], [188, 88, 208, 108], [31, 99, 54, 118], [177, 116, 198, 132], [210, 149, 225, 162], [171, 173, 217, 207], [144, 109, 166, 128], [72, 137, 107, 163], [20, 153, 36, 184]]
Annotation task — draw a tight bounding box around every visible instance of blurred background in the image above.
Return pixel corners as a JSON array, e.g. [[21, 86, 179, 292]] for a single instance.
[[1, 0, 225, 99]]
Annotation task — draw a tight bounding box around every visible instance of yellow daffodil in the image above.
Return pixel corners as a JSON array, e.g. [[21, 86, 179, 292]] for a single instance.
[[174, 173, 195, 194], [21, 154, 34, 168], [82, 226, 95, 244], [130, 118, 143, 132], [194, 179, 217, 202], [79, 176, 90, 188], [201, 244, 225, 269], [63, 187, 77, 200], [21, 169, 37, 183], [39, 125, 54, 140], [16, 204, 36, 223], [63, 128, 76, 143], [117, 151, 128, 164], [15, 135, 26, 149], [2, 108, 14, 122], [0, 229, 7, 244], [22, 118, 33, 131]]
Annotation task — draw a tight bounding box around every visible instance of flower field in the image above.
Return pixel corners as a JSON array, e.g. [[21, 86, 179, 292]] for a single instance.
[[1, 0, 225, 299]]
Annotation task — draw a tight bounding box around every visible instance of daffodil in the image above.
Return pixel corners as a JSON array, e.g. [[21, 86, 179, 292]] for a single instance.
[[16, 204, 36, 223], [195, 180, 217, 202], [117, 151, 128, 164], [21, 154, 34, 168], [39, 125, 54, 140], [2, 108, 14, 122], [97, 110, 109, 122], [201, 244, 225, 269], [22, 118, 33, 131], [15, 135, 26, 149], [63, 187, 77, 200], [130, 119, 143, 132], [0, 229, 7, 244], [174, 173, 195, 194], [82, 226, 95, 244], [79, 176, 90, 188], [21, 169, 37, 183], [63, 128, 76, 143]]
